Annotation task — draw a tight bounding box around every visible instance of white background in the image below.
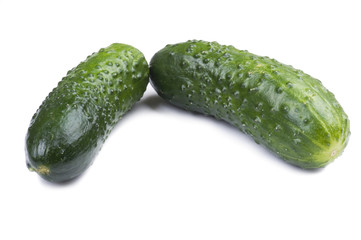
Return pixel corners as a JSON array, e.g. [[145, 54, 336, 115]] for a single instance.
[[1, 0, 360, 239]]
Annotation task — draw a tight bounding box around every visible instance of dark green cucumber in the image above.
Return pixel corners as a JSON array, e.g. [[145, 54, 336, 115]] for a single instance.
[[149, 40, 350, 168], [26, 43, 149, 182]]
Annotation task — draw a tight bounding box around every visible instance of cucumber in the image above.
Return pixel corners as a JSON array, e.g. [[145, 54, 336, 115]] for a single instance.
[[149, 40, 350, 168], [25, 43, 149, 182]]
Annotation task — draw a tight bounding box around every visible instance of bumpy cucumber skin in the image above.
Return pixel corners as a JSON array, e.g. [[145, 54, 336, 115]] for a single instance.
[[150, 40, 350, 169], [26, 43, 149, 182]]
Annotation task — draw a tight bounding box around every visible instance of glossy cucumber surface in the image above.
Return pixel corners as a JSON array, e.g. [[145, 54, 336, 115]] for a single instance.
[[26, 43, 149, 182], [150, 40, 350, 168]]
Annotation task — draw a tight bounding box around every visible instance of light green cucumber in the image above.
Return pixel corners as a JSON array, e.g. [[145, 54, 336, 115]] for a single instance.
[[149, 40, 350, 168]]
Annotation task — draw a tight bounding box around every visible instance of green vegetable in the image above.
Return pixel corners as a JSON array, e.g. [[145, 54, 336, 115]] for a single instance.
[[26, 43, 149, 182], [149, 40, 350, 168]]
